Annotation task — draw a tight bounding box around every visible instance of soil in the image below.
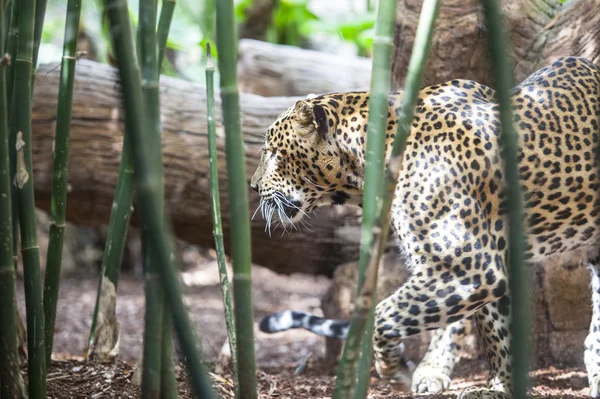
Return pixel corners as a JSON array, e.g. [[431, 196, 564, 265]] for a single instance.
[[14, 250, 595, 398]]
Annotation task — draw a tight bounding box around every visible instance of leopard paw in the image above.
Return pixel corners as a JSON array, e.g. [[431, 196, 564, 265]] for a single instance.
[[586, 370, 600, 397], [410, 365, 451, 394]]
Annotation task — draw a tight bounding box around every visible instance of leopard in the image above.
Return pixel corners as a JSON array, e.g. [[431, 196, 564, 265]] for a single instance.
[[250, 56, 600, 398]]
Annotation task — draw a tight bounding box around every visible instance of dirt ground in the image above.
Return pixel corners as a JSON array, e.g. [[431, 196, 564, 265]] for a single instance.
[[15, 251, 595, 398]]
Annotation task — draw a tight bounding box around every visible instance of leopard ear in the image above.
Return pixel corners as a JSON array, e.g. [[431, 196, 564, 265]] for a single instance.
[[292, 100, 331, 138]]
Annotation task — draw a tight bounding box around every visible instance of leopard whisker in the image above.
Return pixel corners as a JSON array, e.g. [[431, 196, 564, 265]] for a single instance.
[[273, 197, 298, 232], [251, 199, 263, 221], [274, 192, 309, 219], [302, 175, 329, 189]]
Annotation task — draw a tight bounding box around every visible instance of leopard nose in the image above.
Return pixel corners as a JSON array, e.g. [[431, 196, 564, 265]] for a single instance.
[[250, 181, 259, 193]]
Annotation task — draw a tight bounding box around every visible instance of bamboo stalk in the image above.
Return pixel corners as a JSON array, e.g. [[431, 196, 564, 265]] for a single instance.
[[160, 320, 178, 399], [103, 0, 213, 397], [334, 1, 440, 398], [215, 1, 257, 398], [6, 0, 27, 372], [333, 0, 398, 397], [14, 0, 47, 395], [42, 0, 82, 365], [139, 0, 167, 396], [88, 0, 178, 366], [205, 43, 239, 395], [155, 3, 179, 397], [157, 0, 175, 70], [0, 0, 18, 394], [480, 1, 528, 398], [6, 0, 16, 266], [31, 0, 46, 70], [3, 0, 10, 53], [86, 141, 134, 359], [87, 4, 140, 361]]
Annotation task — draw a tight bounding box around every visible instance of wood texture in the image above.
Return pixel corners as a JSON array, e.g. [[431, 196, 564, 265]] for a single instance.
[[391, 0, 599, 88], [237, 39, 372, 97]]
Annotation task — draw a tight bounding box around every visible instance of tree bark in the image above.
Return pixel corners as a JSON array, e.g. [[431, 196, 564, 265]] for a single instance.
[[31, 60, 365, 277], [237, 39, 372, 97], [391, 0, 599, 88], [238, 0, 277, 42], [234, 0, 599, 95]]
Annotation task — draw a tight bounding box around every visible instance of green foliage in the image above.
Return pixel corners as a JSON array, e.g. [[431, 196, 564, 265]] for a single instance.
[[301, 12, 375, 56], [39, 0, 377, 84], [235, 0, 376, 56], [267, 0, 318, 46]]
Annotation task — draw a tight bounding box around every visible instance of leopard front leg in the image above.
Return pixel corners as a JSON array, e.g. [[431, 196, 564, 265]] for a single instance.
[[373, 270, 507, 392], [459, 297, 513, 399], [411, 318, 471, 394]]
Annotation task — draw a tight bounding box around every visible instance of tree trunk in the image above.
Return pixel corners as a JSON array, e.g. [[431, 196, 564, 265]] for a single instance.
[[391, 0, 599, 88], [239, 0, 277, 42], [237, 39, 372, 97], [31, 60, 366, 277], [237, 0, 598, 97]]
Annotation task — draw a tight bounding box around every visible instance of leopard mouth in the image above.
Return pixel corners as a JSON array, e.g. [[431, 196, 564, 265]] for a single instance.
[[253, 191, 312, 235]]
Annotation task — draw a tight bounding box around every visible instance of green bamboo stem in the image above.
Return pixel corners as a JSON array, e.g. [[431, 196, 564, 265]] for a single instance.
[[6, 0, 17, 268], [205, 43, 239, 395], [334, 1, 440, 398], [142, 272, 164, 398], [156, 2, 179, 396], [3, 0, 10, 51], [14, 0, 47, 396], [0, 0, 18, 394], [86, 141, 134, 358], [215, 1, 257, 398], [480, 1, 528, 398], [139, 0, 168, 396], [103, 0, 213, 397], [42, 0, 82, 365], [160, 321, 178, 399], [88, 5, 139, 361], [88, 0, 178, 367], [31, 0, 46, 71], [333, 0, 398, 397], [157, 0, 175, 70], [6, 0, 16, 113]]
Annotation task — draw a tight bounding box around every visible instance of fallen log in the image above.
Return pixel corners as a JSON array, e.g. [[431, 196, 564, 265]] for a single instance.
[[237, 39, 372, 97], [31, 60, 369, 277]]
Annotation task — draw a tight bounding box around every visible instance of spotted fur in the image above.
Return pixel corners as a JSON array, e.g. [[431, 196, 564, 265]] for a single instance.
[[251, 57, 600, 398]]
